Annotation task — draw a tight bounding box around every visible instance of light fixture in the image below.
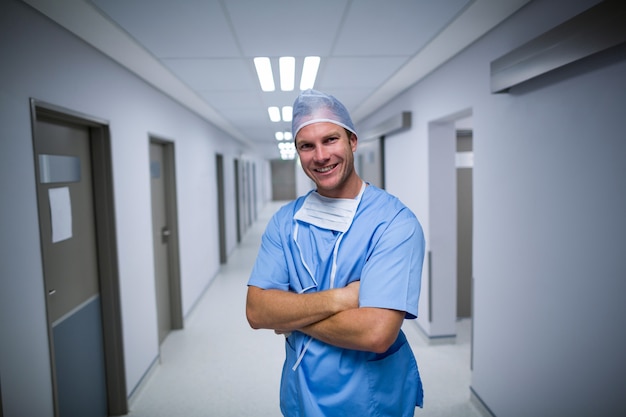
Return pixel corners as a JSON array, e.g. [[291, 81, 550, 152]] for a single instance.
[[255, 56, 320, 93], [268, 106, 281, 122], [300, 56, 320, 90], [268, 107, 292, 123], [254, 57, 275, 92], [275, 131, 292, 141], [278, 142, 296, 160], [258, 57, 320, 127], [279, 57, 295, 91], [282, 106, 293, 122]]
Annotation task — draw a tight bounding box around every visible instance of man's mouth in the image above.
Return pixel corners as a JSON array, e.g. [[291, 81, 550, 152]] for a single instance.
[[314, 164, 337, 173]]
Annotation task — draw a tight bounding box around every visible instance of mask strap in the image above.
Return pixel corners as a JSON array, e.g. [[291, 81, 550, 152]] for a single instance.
[[290, 183, 367, 371], [292, 337, 313, 371], [293, 222, 318, 293]]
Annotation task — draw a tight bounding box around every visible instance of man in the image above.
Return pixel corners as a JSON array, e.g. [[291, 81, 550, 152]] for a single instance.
[[246, 89, 425, 416]]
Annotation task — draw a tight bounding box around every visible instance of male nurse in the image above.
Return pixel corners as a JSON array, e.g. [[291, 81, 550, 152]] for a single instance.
[[246, 89, 425, 417]]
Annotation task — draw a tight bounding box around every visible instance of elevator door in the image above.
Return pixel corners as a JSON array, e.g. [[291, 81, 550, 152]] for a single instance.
[[35, 117, 108, 417]]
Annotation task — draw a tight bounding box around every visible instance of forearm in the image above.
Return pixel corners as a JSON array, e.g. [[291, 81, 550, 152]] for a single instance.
[[300, 307, 405, 353], [246, 284, 358, 331]]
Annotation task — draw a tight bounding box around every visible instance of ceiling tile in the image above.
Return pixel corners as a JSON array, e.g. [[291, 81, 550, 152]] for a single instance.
[[200, 90, 263, 109], [334, 0, 472, 56], [92, 0, 240, 58], [161, 58, 257, 91], [223, 0, 349, 56], [48, 0, 530, 152], [319, 56, 409, 89]]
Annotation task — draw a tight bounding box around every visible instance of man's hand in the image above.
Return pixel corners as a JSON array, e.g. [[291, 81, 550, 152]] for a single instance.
[[248, 280, 403, 353], [335, 280, 360, 310], [271, 281, 360, 336]]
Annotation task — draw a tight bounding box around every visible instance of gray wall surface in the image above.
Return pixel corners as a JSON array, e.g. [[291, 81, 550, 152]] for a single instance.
[[0, 1, 267, 415], [357, 0, 625, 415]]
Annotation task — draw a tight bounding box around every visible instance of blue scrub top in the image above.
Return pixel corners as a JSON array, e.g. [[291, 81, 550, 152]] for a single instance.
[[249, 185, 425, 417]]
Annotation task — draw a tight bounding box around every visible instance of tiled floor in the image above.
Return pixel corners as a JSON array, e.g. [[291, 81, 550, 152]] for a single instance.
[[127, 201, 486, 417]]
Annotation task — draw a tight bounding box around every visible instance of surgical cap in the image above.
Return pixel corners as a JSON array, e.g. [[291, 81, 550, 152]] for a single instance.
[[291, 89, 357, 139]]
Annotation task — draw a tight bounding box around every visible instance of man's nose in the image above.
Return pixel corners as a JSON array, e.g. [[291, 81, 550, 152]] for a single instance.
[[313, 146, 329, 161]]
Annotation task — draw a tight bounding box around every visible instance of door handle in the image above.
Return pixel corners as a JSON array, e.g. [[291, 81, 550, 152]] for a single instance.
[[161, 227, 170, 243]]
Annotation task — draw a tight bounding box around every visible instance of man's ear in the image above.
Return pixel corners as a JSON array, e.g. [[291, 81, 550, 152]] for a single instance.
[[350, 133, 358, 152]]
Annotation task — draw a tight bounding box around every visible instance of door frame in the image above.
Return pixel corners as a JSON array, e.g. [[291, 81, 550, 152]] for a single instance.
[[30, 99, 127, 416], [426, 108, 474, 337], [148, 136, 183, 332]]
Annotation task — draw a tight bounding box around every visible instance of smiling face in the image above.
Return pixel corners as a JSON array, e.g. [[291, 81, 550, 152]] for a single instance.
[[295, 122, 362, 198]]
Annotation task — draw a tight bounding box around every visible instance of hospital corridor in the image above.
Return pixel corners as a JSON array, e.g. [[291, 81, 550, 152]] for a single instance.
[[3, 0, 625, 416], [125, 201, 483, 417]]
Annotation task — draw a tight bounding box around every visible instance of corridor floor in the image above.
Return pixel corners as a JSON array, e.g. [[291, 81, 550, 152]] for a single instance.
[[127, 201, 486, 417]]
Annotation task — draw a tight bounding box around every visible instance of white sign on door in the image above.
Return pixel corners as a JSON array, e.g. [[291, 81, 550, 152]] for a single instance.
[[49, 186, 73, 243]]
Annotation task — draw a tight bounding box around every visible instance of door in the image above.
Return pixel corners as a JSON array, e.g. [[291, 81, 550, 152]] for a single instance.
[[150, 141, 183, 344], [456, 131, 473, 318], [34, 117, 108, 417], [234, 159, 242, 243], [251, 163, 258, 222], [246, 161, 253, 226], [216, 154, 227, 264], [356, 137, 385, 189], [270, 159, 297, 200]]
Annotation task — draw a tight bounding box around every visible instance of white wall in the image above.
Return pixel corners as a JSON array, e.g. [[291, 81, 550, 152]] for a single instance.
[[0, 1, 267, 416], [357, 0, 626, 415], [3, 0, 625, 416]]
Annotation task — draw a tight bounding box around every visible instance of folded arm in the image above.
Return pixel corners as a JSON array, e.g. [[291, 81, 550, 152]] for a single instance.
[[245, 281, 360, 331], [246, 281, 404, 353], [300, 307, 405, 353]]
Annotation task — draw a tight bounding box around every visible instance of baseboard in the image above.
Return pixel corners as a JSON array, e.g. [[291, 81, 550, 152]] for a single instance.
[[409, 320, 457, 345], [127, 355, 160, 408], [470, 386, 496, 417]]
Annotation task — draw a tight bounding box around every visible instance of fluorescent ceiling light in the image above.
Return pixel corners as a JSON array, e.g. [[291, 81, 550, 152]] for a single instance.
[[275, 131, 292, 141], [268, 106, 281, 122], [300, 56, 320, 90], [254, 57, 275, 92], [282, 106, 293, 122], [255, 56, 320, 92], [278, 142, 296, 160], [279, 57, 295, 91]]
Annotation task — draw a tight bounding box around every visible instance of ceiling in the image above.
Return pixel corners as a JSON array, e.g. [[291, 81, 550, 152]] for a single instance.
[[24, 0, 531, 158]]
